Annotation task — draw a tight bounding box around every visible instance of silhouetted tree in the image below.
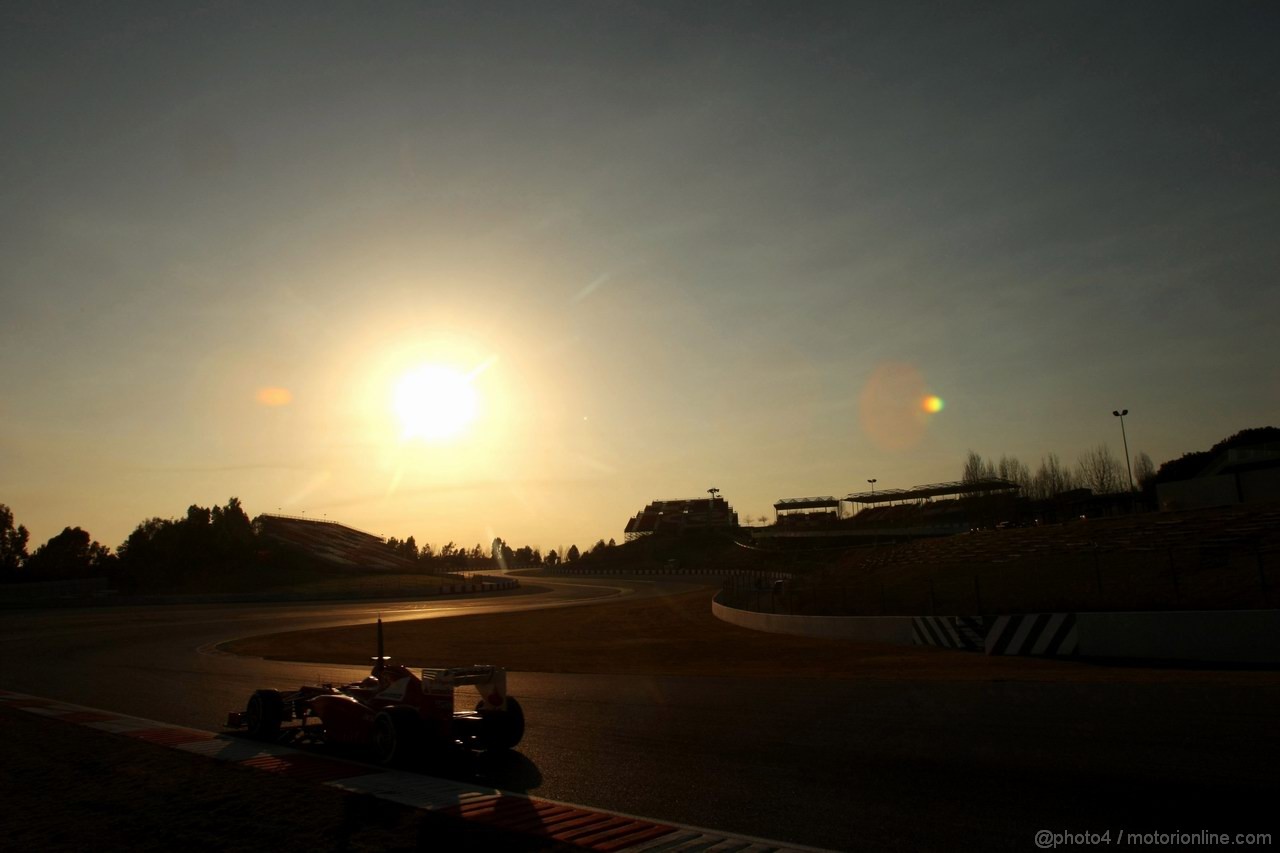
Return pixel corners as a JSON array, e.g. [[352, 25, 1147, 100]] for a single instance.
[[116, 497, 259, 591], [961, 451, 998, 494], [1030, 453, 1075, 500], [997, 455, 1031, 492], [565, 544, 580, 563], [545, 549, 559, 567], [26, 527, 114, 579], [0, 504, 30, 580], [1133, 452, 1156, 490], [1077, 444, 1123, 494]]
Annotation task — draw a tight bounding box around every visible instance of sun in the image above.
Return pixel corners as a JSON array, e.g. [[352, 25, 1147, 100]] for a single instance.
[[392, 364, 479, 442]]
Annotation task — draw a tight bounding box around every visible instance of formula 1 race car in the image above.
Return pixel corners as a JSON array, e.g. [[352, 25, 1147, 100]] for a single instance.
[[226, 617, 524, 766]]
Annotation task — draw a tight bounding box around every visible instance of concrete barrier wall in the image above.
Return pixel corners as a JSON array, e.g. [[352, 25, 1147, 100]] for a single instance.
[[0, 578, 109, 603], [711, 592, 914, 643], [1077, 609, 1280, 664], [715, 594, 1280, 664]]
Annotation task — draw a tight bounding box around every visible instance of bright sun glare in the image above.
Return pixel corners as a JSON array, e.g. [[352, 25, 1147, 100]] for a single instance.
[[393, 364, 479, 442]]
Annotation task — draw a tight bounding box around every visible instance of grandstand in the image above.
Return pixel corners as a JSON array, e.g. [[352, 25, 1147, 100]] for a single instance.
[[773, 497, 845, 528], [759, 479, 1017, 542], [254, 514, 419, 572], [623, 497, 739, 541], [844, 478, 1018, 506]]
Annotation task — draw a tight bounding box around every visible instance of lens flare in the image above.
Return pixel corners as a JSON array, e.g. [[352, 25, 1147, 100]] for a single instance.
[[923, 395, 945, 414], [859, 362, 928, 451], [256, 387, 293, 407]]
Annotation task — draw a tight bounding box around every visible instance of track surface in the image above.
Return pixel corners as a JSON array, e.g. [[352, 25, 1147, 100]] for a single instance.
[[3, 579, 1278, 850]]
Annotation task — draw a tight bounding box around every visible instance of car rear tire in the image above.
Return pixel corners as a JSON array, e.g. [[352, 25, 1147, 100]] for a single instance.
[[477, 696, 524, 750], [372, 707, 424, 767], [245, 690, 283, 739]]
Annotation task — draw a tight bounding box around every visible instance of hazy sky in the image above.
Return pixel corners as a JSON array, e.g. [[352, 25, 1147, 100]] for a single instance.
[[3, 1, 1278, 552]]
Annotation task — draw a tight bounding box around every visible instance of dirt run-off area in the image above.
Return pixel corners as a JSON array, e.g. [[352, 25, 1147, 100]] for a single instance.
[[221, 586, 1280, 686]]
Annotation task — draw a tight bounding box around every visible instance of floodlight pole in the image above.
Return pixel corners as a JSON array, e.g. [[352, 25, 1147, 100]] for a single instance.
[[867, 478, 877, 496], [1113, 409, 1134, 492]]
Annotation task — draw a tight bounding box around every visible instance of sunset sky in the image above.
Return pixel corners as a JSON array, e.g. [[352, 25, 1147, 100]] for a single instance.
[[3, 2, 1277, 553]]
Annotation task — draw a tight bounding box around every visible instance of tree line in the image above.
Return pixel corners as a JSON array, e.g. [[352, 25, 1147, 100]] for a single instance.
[[0, 497, 615, 589], [0, 498, 262, 590], [961, 426, 1279, 501], [384, 535, 617, 570], [960, 446, 1154, 500]]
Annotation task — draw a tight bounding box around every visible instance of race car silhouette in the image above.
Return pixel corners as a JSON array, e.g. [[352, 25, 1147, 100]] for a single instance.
[[226, 616, 524, 766]]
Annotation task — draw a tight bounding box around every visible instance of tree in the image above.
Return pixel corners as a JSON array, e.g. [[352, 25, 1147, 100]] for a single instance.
[[545, 549, 559, 567], [961, 451, 987, 485], [26, 527, 113, 579], [607, 538, 617, 548], [1077, 444, 1124, 494], [565, 544, 580, 563], [1030, 453, 1075, 500], [1133, 452, 1156, 491], [1, 504, 30, 579], [997, 455, 1031, 492], [961, 451, 998, 495], [115, 497, 260, 591]]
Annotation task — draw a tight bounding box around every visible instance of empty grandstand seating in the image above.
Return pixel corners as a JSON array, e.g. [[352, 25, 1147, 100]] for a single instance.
[[623, 498, 738, 540], [255, 515, 419, 572]]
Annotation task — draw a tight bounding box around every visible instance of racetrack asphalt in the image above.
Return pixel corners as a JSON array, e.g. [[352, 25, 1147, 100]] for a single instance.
[[2, 577, 1277, 850]]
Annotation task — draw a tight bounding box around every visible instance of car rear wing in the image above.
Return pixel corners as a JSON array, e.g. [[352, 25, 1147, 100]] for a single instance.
[[421, 666, 508, 708]]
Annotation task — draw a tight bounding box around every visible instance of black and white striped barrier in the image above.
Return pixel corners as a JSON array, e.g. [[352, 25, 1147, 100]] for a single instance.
[[912, 616, 985, 651], [984, 613, 1078, 657], [718, 599, 1279, 663]]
